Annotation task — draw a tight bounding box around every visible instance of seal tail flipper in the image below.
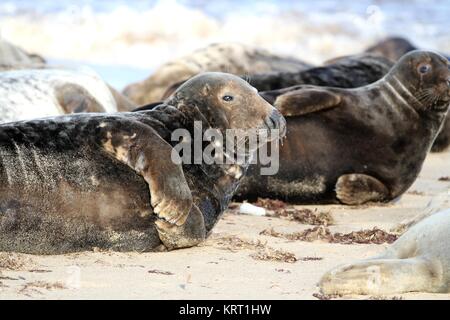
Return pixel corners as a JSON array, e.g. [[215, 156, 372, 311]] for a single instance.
[[274, 87, 341, 117], [319, 257, 444, 295]]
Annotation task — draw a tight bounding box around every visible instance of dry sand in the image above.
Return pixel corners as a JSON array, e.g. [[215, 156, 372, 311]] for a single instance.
[[0, 150, 449, 300]]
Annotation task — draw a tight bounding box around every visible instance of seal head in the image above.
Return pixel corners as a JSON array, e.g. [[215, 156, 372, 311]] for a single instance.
[[386, 50, 450, 113], [165, 72, 285, 133]]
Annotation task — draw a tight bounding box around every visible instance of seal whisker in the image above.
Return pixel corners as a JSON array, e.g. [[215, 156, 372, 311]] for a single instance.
[[418, 90, 437, 106]]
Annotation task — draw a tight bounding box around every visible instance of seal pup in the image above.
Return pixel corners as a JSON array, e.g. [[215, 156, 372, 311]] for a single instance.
[[0, 68, 120, 123], [0, 72, 285, 254], [237, 51, 450, 204], [320, 209, 450, 295], [123, 42, 312, 104]]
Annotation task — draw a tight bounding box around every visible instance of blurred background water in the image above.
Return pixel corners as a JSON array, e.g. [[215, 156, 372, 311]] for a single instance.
[[0, 0, 449, 89]]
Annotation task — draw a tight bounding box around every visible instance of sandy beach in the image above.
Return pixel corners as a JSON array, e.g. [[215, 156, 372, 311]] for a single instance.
[[0, 148, 448, 300]]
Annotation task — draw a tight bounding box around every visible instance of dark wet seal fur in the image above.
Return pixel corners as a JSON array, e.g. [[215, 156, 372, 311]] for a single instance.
[[236, 51, 450, 205], [0, 72, 285, 254], [247, 54, 394, 93]]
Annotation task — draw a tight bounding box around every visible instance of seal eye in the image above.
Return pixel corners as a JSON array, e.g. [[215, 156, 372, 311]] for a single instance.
[[418, 64, 431, 74], [222, 95, 234, 102]]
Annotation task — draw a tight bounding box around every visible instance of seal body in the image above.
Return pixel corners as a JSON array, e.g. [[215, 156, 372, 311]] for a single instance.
[[237, 51, 450, 204], [0, 72, 285, 254], [247, 54, 393, 93], [0, 39, 45, 70], [123, 42, 312, 104], [0, 69, 119, 123], [365, 37, 418, 62], [320, 209, 450, 295]]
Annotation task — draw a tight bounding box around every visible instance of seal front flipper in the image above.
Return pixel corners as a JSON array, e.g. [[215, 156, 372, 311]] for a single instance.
[[335, 174, 390, 205], [155, 205, 207, 250], [274, 87, 341, 117], [99, 119, 192, 226], [55, 83, 106, 113]]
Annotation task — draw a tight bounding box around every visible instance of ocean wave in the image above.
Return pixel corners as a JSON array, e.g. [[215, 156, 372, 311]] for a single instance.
[[0, 0, 449, 71]]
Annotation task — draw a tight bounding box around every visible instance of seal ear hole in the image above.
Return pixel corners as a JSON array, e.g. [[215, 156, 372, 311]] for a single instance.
[[202, 84, 211, 96], [417, 63, 431, 74]]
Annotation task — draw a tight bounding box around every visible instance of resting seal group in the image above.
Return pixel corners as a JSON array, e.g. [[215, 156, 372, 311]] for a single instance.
[[1, 33, 449, 298], [0, 72, 285, 253], [123, 42, 311, 104]]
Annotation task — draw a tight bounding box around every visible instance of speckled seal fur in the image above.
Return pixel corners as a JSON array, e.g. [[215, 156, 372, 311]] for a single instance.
[[0, 69, 119, 123], [237, 51, 450, 205], [123, 42, 311, 105], [0, 72, 285, 254], [320, 209, 450, 295]]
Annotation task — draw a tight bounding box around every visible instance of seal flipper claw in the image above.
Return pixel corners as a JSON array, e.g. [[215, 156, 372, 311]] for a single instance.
[[335, 174, 389, 205], [155, 204, 207, 250], [274, 87, 341, 117]]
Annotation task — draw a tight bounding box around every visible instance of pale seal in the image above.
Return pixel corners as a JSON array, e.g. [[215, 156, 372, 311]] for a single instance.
[[0, 38, 45, 70], [320, 209, 450, 295], [0, 69, 120, 123]]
